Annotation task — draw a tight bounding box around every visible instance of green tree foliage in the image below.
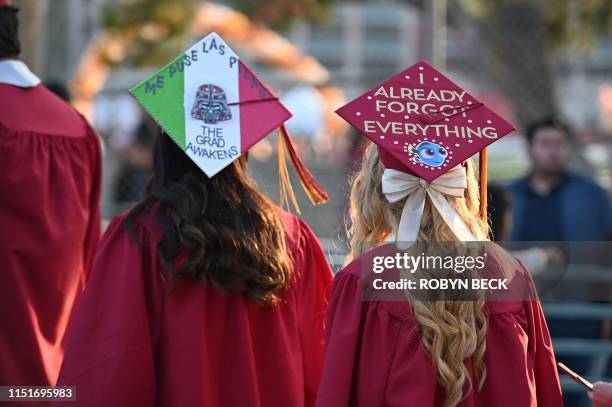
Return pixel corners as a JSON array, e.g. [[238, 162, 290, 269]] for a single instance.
[[462, 0, 612, 50], [228, 0, 334, 29], [102, 0, 334, 66], [102, 0, 198, 66]]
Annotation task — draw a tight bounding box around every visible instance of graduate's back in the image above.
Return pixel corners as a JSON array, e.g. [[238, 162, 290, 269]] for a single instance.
[[316, 144, 563, 407], [54, 133, 333, 407], [316, 244, 563, 407], [0, 5, 102, 388]]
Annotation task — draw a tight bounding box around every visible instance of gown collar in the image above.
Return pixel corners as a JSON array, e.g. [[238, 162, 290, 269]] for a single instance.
[[0, 59, 41, 88]]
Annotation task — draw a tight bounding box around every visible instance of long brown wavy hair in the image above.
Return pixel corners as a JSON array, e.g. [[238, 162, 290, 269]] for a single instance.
[[125, 132, 292, 305], [347, 143, 490, 407]]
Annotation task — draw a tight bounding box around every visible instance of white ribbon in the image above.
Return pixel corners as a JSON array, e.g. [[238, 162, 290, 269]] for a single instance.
[[382, 166, 477, 247]]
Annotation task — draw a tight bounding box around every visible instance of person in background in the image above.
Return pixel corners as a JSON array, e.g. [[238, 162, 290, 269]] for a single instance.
[[509, 117, 611, 407], [0, 0, 101, 387], [488, 184, 563, 274], [509, 117, 612, 241]]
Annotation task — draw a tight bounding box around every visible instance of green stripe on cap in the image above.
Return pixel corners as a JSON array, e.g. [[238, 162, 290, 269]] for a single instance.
[[130, 54, 186, 148]]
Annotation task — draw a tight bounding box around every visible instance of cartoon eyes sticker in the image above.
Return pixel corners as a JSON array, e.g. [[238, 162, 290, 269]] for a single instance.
[[408, 141, 451, 168], [421, 148, 434, 158]]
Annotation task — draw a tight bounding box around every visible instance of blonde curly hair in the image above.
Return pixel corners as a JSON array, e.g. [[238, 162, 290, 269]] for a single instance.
[[347, 143, 490, 407]]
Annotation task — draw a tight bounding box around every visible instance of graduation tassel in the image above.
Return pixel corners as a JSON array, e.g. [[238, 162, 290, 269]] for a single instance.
[[277, 127, 302, 214], [479, 147, 488, 224], [278, 125, 329, 206]]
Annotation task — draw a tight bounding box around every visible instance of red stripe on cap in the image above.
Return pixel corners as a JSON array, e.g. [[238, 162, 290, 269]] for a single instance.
[[237, 60, 291, 153]]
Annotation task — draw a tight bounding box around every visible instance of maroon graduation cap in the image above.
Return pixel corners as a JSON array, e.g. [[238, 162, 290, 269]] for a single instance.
[[336, 60, 516, 220]]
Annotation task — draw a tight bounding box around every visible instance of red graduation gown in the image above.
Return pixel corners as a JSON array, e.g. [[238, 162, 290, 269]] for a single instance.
[[0, 84, 102, 387], [316, 247, 564, 407], [55, 206, 333, 406]]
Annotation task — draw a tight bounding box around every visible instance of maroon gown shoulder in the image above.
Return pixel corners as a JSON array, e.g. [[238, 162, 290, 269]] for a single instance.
[[0, 84, 89, 137]]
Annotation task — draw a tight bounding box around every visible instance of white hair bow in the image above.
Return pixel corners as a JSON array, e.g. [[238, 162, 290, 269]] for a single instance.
[[381, 166, 477, 247]]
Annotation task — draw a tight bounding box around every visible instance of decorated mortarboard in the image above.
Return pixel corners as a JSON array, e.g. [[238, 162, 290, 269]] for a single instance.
[[131, 32, 327, 210], [336, 60, 515, 183], [337, 61, 516, 243]]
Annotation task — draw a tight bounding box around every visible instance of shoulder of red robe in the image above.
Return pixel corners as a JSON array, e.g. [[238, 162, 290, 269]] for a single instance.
[[0, 60, 41, 88], [335, 60, 516, 182]]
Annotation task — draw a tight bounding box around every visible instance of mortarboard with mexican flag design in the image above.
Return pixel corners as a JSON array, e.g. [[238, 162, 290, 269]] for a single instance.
[[130, 32, 327, 211], [336, 60, 516, 220]]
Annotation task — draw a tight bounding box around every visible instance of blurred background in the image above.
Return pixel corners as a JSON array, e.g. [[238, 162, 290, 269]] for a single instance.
[[10, 0, 612, 405]]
